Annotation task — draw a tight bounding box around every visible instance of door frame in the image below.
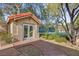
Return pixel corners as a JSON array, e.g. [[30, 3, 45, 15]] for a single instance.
[[23, 24, 34, 40]]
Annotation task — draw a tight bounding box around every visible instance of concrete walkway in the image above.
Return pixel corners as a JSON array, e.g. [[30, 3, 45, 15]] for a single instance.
[[0, 40, 79, 56]]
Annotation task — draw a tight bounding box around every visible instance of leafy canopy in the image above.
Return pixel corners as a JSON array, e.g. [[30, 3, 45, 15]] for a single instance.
[[47, 3, 60, 16]]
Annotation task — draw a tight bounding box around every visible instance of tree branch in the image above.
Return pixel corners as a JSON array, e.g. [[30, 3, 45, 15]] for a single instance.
[[60, 4, 69, 31], [65, 3, 71, 19], [73, 5, 79, 16], [73, 5, 79, 23], [73, 11, 79, 23]]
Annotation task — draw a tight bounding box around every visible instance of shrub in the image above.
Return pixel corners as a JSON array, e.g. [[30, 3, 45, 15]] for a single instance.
[[41, 35, 47, 39], [41, 32, 67, 43], [43, 32, 49, 39], [52, 34, 67, 43], [51, 34, 60, 39], [48, 35, 54, 40], [0, 32, 12, 44], [57, 32, 69, 40], [55, 37, 67, 43]]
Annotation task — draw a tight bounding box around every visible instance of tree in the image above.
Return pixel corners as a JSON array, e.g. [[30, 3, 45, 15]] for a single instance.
[[0, 9, 4, 20], [40, 5, 55, 38], [2, 3, 22, 15], [15, 3, 22, 14], [47, 3, 79, 44], [47, 4, 61, 32], [41, 7, 50, 36], [63, 3, 79, 44]]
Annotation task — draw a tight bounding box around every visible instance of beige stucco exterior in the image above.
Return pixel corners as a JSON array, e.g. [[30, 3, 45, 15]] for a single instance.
[[8, 17, 40, 42]]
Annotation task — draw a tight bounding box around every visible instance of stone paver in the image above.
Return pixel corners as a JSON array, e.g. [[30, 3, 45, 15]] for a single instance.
[[0, 40, 79, 56], [31, 40, 67, 56], [0, 48, 20, 56], [31, 40, 79, 56], [15, 45, 43, 56]]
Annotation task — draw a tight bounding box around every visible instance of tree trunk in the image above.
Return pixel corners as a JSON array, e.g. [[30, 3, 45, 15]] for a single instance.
[[71, 31, 76, 45], [72, 36, 76, 45], [17, 8, 20, 14], [62, 3, 79, 45], [55, 17, 59, 32], [70, 22, 76, 45]]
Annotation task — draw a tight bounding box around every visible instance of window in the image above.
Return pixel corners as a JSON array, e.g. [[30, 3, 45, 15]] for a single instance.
[[24, 24, 33, 38], [29, 26, 33, 37], [24, 25, 28, 38]]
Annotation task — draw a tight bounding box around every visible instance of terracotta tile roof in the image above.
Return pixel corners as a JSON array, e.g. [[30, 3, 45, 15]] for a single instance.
[[7, 12, 41, 24]]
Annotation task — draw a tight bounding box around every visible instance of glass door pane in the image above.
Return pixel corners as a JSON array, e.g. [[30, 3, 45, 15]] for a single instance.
[[24, 25, 28, 38], [29, 26, 33, 37]]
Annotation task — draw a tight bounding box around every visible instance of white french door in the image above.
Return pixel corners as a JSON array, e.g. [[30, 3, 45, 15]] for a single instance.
[[23, 24, 33, 40]]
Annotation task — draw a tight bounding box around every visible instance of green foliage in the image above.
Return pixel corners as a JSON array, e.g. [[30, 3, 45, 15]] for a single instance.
[[47, 3, 60, 16], [42, 35, 47, 39], [41, 32, 67, 43], [41, 8, 49, 20], [48, 35, 54, 40], [0, 32, 12, 43], [0, 9, 4, 20], [50, 34, 60, 39], [54, 36, 67, 43], [75, 16, 79, 28], [43, 32, 49, 39]]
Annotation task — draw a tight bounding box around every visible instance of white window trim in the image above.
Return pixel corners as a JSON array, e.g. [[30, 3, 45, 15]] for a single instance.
[[10, 22, 13, 34], [16, 25, 18, 36], [23, 24, 34, 39]]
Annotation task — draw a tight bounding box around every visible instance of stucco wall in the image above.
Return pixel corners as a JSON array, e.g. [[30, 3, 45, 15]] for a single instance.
[[9, 17, 39, 41]]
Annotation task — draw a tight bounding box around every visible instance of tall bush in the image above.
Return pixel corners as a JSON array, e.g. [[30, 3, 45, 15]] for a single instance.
[[0, 32, 12, 44]]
